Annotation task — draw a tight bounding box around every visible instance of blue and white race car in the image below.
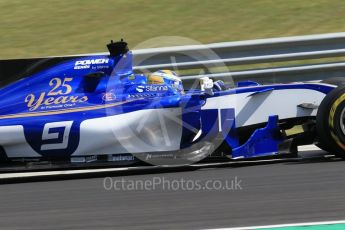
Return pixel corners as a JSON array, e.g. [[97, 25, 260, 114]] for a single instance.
[[0, 40, 344, 166]]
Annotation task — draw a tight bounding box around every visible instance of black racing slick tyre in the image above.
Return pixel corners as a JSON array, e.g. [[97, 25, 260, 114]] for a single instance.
[[316, 86, 345, 158]]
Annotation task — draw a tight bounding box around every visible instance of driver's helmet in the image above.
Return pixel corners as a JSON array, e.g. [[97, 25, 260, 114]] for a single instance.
[[148, 70, 184, 92]]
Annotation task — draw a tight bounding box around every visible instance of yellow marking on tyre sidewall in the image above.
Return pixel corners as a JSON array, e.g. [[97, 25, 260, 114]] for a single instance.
[[329, 93, 345, 150]]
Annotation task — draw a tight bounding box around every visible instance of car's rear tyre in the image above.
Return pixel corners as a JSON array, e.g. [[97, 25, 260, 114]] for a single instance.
[[316, 86, 345, 158]]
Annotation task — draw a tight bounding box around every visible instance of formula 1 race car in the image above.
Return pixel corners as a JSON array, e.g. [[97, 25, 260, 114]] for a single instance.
[[0, 40, 344, 166]]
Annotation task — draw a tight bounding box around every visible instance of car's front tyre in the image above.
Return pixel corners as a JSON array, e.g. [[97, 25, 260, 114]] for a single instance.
[[316, 86, 345, 158]]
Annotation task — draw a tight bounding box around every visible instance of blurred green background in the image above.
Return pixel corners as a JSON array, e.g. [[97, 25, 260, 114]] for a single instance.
[[0, 0, 344, 59]]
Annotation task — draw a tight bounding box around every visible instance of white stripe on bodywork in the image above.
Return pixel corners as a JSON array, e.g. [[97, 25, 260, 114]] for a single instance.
[[72, 108, 183, 156], [202, 89, 326, 127], [0, 125, 41, 157]]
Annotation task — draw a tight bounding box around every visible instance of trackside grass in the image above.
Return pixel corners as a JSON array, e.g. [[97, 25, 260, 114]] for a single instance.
[[0, 0, 344, 59]]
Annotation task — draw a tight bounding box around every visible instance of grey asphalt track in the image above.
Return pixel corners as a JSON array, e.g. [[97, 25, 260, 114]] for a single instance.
[[1, 150, 345, 230]]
